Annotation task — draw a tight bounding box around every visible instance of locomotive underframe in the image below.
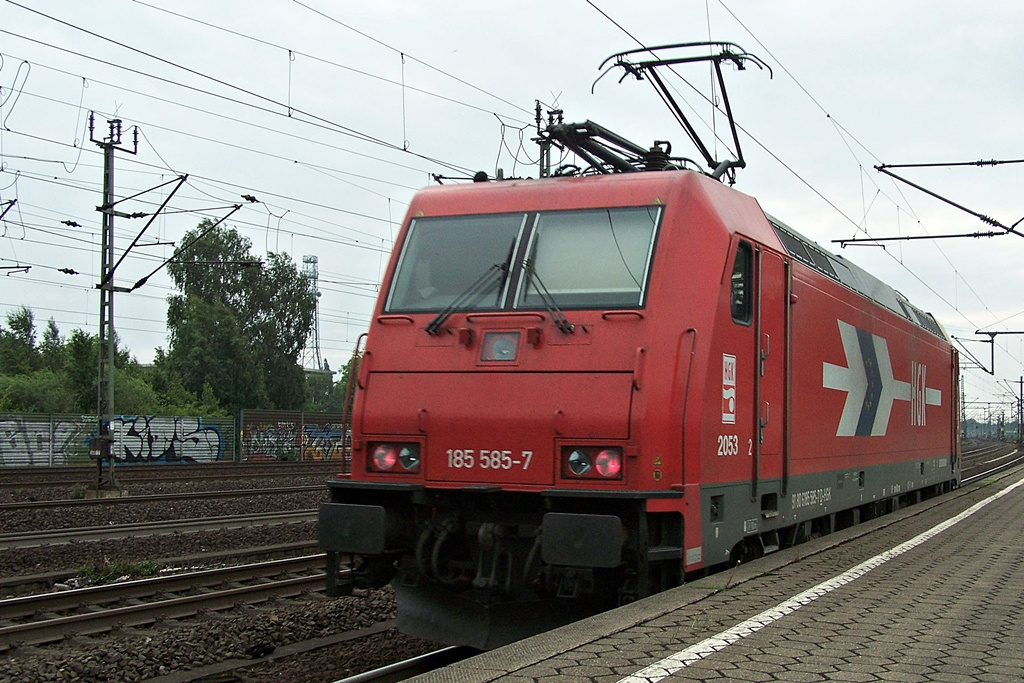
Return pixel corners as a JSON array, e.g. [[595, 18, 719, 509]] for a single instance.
[[320, 452, 958, 648], [319, 481, 685, 648], [700, 454, 959, 566]]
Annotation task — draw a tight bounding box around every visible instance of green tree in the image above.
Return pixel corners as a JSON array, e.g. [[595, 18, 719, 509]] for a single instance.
[[304, 365, 335, 412], [0, 313, 77, 411], [0, 308, 218, 416], [0, 306, 41, 375], [165, 221, 316, 411], [165, 295, 267, 410], [108, 368, 164, 415], [64, 328, 99, 412], [0, 370, 76, 412], [39, 318, 66, 373], [61, 328, 134, 413], [321, 350, 361, 415], [149, 350, 226, 416]]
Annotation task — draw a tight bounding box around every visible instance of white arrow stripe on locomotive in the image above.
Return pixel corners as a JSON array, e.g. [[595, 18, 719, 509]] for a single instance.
[[822, 320, 941, 437], [869, 331, 911, 436], [822, 321, 868, 436]]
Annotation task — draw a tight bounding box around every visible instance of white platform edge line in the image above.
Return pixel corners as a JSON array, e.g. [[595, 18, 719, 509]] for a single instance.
[[617, 475, 1024, 683]]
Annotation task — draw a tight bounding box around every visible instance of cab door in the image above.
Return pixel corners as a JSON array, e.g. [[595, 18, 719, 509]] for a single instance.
[[719, 239, 756, 487], [755, 248, 788, 494], [719, 239, 790, 519]]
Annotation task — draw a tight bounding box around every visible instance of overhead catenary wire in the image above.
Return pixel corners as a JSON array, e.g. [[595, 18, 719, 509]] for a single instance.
[[0, 20, 452, 352], [1, 133, 404, 243], [2, 172, 395, 264], [710, 1, 1005, 317], [4, 2, 1019, 383], [287, 0, 534, 119], [583, 1, 1022, 381], [129, 0, 532, 125], [0, 20, 423, 368], [0, 6, 471, 321], [1, 57, 433, 194], [0, 21, 474, 176], [1, 162, 391, 245], [1, 180, 392, 342]]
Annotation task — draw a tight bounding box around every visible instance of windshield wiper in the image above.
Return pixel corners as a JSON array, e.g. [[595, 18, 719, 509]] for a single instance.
[[425, 263, 508, 335], [524, 261, 574, 334]]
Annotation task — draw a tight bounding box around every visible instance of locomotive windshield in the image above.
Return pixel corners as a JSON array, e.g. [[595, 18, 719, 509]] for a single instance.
[[385, 206, 661, 313], [518, 207, 659, 308], [386, 213, 525, 312]]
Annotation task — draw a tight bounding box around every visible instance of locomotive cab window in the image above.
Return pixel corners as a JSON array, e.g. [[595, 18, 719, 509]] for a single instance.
[[385, 213, 525, 313], [385, 206, 661, 314], [517, 207, 660, 309], [730, 242, 752, 324]]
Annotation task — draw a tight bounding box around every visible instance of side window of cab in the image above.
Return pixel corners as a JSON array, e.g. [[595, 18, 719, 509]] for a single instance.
[[730, 241, 752, 325]]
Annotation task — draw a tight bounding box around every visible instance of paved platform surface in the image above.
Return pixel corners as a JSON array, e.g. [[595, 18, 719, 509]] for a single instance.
[[412, 466, 1024, 683]]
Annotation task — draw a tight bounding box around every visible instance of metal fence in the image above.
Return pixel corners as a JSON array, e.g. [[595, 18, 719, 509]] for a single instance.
[[0, 413, 235, 466], [0, 410, 350, 467], [238, 409, 349, 467]]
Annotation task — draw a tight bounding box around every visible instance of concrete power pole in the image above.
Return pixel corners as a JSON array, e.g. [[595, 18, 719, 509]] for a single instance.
[[89, 114, 137, 492]]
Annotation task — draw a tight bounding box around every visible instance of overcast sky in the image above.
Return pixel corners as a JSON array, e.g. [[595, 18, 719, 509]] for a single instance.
[[1, 0, 1022, 420]]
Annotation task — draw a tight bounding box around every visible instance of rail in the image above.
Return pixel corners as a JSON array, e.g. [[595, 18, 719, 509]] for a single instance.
[[0, 509, 317, 549], [962, 447, 1024, 485], [0, 540, 320, 597], [0, 556, 329, 651], [0, 485, 320, 511], [0, 460, 342, 488]]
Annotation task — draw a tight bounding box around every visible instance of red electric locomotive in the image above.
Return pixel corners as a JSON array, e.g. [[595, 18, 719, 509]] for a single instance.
[[318, 45, 960, 649]]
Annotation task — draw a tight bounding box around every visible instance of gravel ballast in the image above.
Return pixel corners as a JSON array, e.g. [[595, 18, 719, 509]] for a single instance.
[[1, 473, 444, 682]]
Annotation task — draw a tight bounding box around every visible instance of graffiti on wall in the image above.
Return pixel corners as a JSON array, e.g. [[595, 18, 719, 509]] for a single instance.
[[0, 414, 226, 466], [109, 416, 224, 463], [300, 423, 347, 461], [2, 411, 345, 466], [0, 416, 90, 466], [242, 420, 299, 461], [241, 416, 346, 462]]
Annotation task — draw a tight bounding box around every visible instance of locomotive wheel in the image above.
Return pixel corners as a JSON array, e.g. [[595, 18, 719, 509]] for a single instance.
[[729, 537, 763, 566]]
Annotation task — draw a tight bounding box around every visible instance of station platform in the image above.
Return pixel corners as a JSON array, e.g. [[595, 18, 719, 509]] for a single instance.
[[412, 465, 1024, 683]]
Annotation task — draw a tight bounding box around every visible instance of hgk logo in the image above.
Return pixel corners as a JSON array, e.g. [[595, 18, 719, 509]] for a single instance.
[[722, 354, 736, 424], [911, 361, 927, 426], [822, 320, 942, 436]]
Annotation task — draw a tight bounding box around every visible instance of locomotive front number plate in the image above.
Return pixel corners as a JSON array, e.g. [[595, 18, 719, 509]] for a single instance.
[[445, 448, 534, 471]]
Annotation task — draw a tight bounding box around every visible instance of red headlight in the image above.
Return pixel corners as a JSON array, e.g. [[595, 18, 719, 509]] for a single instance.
[[595, 449, 622, 478], [371, 444, 398, 471], [561, 446, 623, 480], [369, 443, 421, 473]]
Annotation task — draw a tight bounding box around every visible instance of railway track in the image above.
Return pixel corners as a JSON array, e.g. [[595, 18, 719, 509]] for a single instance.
[[0, 540, 320, 597], [962, 445, 1023, 484], [0, 555, 328, 652], [0, 461, 343, 488], [0, 485, 320, 511], [961, 441, 1013, 460], [327, 458, 1024, 683], [0, 509, 318, 549], [4, 448, 1016, 681]]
